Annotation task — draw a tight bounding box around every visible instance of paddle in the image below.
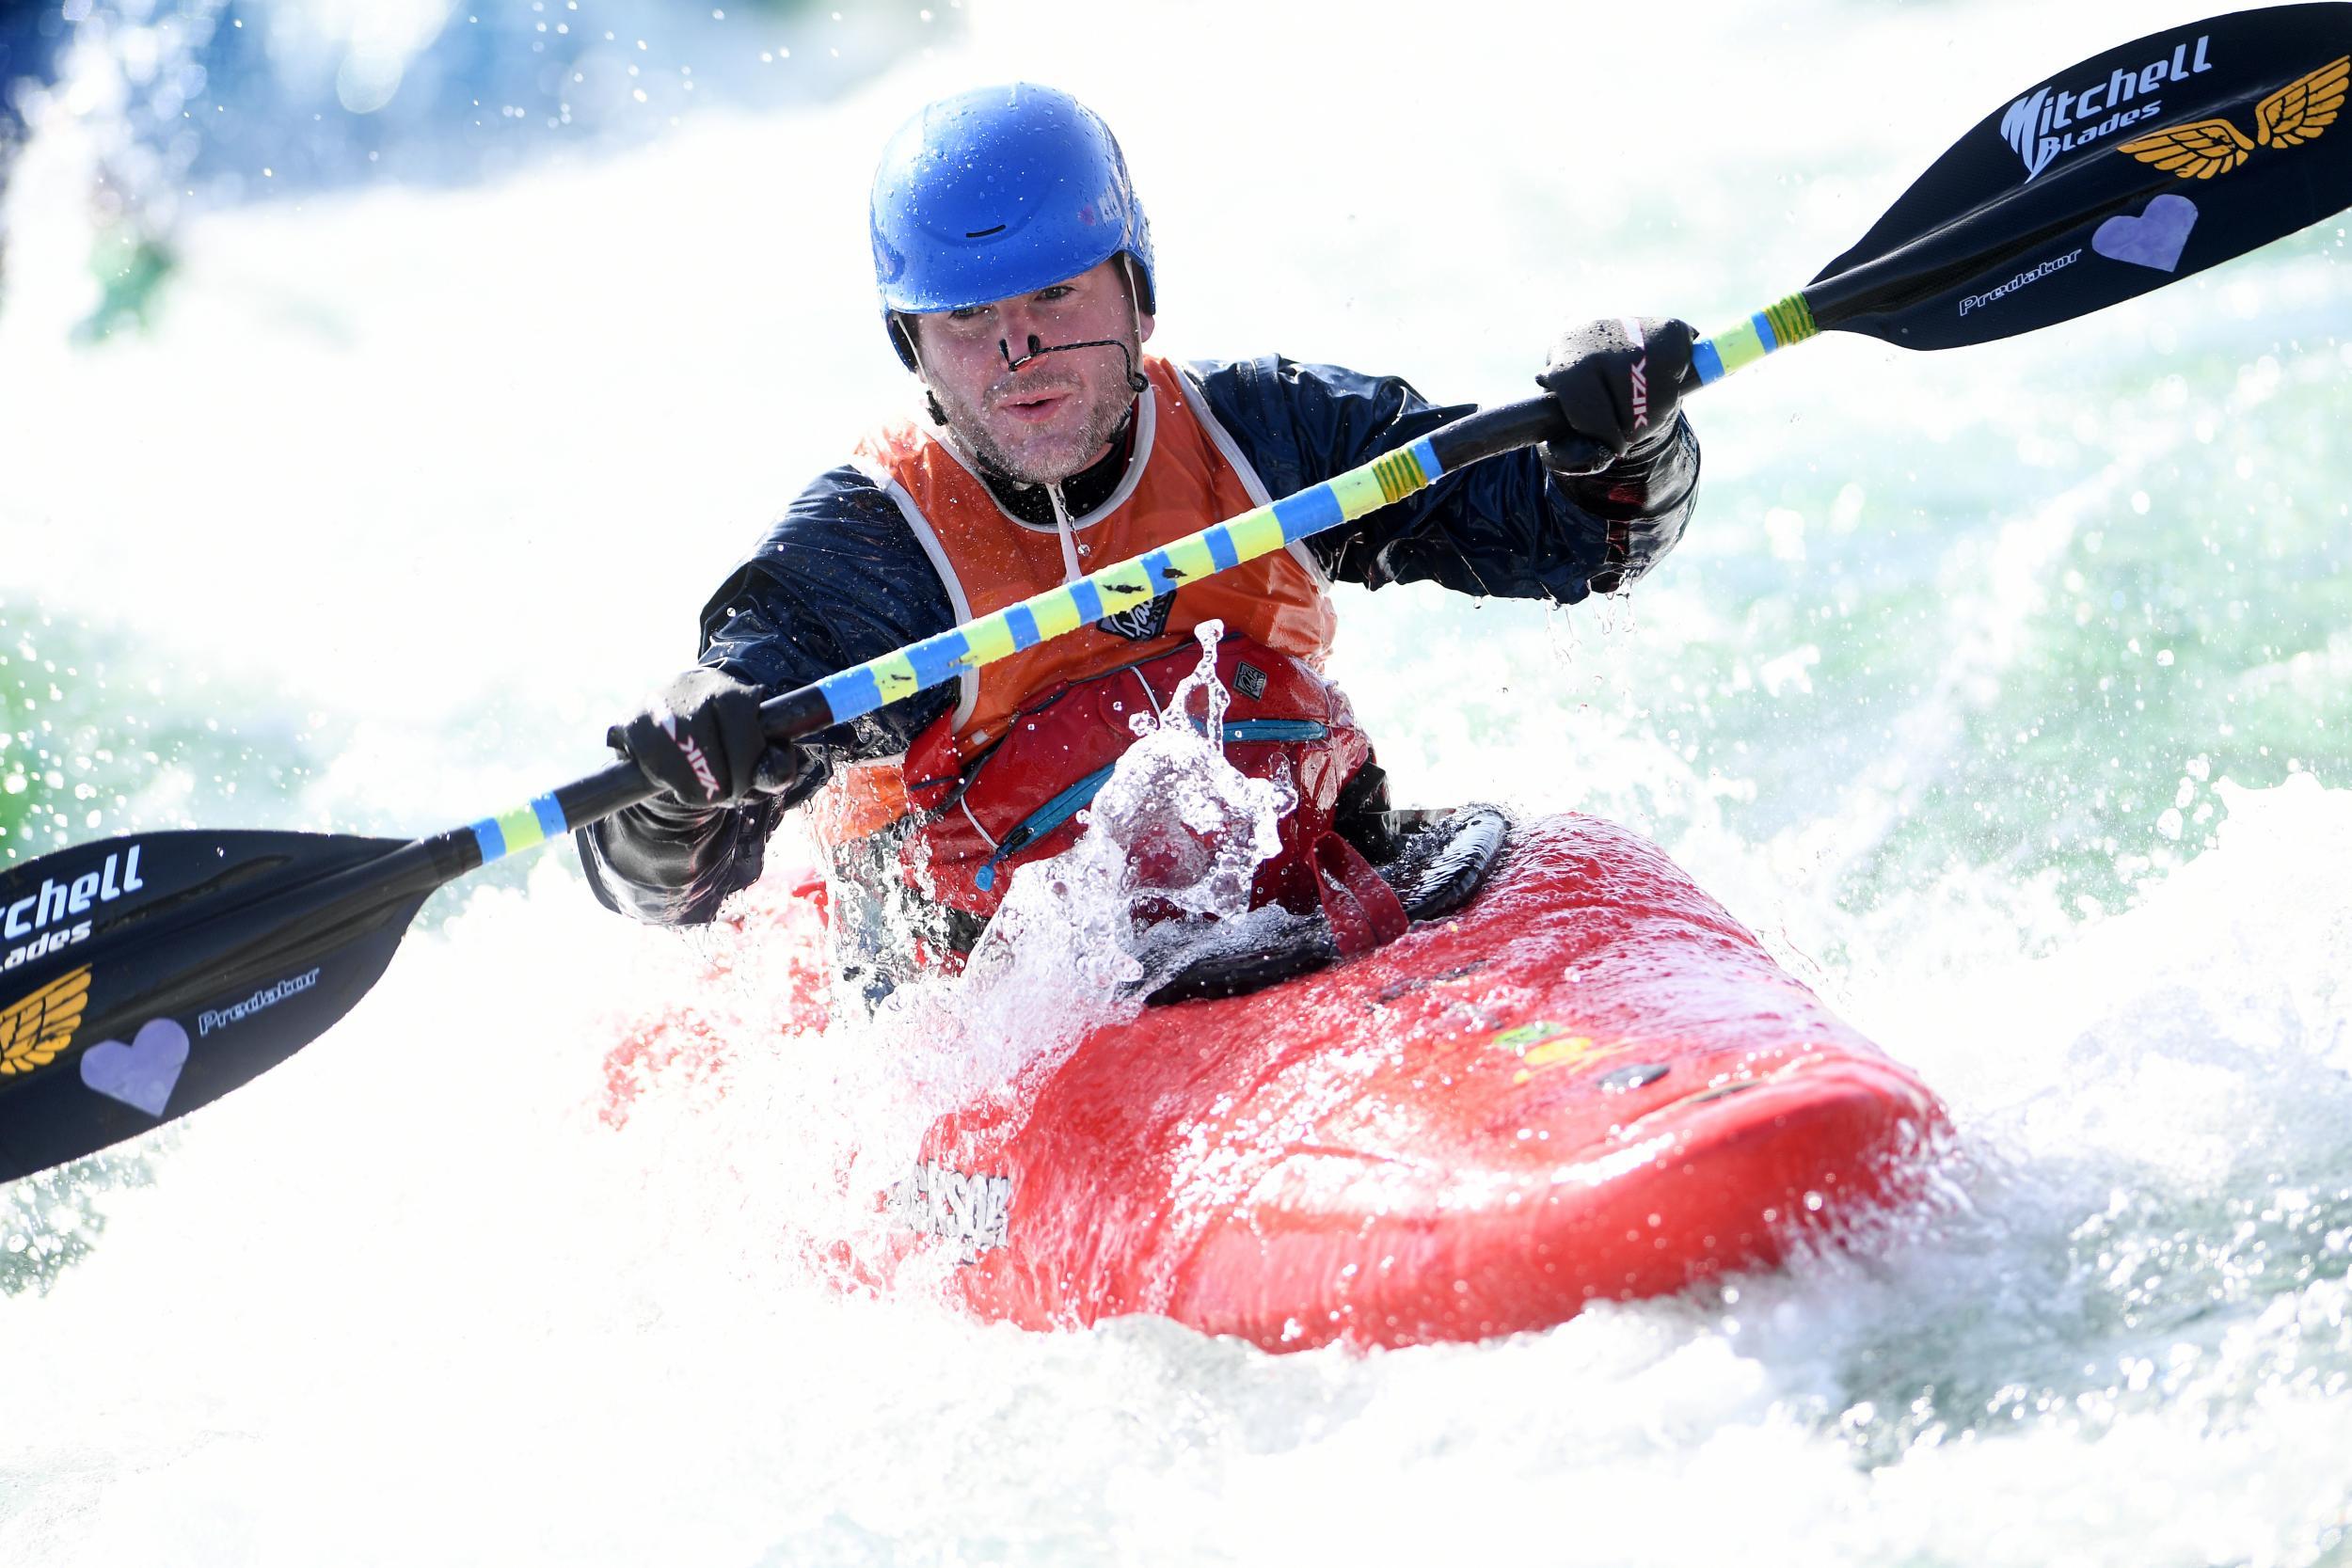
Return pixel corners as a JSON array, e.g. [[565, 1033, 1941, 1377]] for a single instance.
[[1684, 5, 2350, 382], [4, 6, 2346, 1185]]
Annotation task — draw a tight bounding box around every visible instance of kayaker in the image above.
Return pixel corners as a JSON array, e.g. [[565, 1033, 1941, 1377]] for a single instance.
[[579, 83, 1701, 988]]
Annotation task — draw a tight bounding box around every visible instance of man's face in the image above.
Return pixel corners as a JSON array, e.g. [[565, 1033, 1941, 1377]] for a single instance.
[[908, 257, 1154, 485]]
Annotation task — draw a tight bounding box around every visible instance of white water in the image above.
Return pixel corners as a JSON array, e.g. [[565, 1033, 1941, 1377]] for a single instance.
[[4, 0, 2350, 1561]]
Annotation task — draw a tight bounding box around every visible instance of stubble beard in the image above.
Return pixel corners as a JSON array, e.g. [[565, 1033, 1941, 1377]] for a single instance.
[[933, 339, 1141, 486]]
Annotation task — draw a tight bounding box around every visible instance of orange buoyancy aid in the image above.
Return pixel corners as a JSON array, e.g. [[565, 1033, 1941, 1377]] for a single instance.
[[808, 355, 1340, 850]]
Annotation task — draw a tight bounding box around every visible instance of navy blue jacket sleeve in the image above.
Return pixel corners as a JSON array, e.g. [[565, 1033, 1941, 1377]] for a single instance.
[[1192, 356, 1700, 602], [576, 465, 957, 925], [693, 465, 960, 765]]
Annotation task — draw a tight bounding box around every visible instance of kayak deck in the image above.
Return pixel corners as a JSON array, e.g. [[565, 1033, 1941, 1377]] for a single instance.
[[598, 813, 1948, 1352], [901, 813, 1947, 1350]]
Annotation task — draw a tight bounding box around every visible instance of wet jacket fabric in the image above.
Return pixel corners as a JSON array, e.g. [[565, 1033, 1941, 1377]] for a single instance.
[[579, 354, 1702, 926]]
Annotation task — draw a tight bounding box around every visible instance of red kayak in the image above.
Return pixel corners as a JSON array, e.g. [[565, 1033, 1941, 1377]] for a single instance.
[[602, 812, 1947, 1352]]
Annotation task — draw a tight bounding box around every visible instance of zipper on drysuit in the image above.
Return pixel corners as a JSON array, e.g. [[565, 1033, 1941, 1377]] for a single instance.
[[971, 719, 1331, 892]]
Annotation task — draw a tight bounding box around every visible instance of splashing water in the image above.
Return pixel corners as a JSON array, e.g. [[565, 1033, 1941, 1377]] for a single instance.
[[946, 620, 1289, 1045], [596, 620, 1296, 1276]]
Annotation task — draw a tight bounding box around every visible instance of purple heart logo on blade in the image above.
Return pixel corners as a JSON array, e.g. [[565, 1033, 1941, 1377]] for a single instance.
[[79, 1018, 190, 1118], [2092, 193, 2199, 273]]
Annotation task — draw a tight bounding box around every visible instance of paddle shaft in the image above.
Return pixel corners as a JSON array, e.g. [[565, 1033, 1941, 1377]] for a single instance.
[[492, 395, 1575, 873], [1691, 182, 2119, 386]]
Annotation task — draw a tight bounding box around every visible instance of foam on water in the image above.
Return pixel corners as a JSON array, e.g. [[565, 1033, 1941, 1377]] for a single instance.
[[7, 766, 2348, 1565], [3, 0, 2349, 1560], [580, 622, 1292, 1288]]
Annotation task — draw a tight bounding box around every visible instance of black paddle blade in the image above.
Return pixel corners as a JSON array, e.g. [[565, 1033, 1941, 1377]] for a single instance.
[[0, 830, 427, 1181], [1810, 6, 2351, 350]]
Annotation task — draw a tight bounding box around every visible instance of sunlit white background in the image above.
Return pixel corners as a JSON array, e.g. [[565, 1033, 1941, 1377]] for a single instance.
[[2, 0, 2347, 1562]]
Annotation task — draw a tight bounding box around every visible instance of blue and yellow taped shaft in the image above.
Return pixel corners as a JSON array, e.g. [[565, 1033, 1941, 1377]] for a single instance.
[[1692, 292, 1820, 386], [467, 792, 570, 865], [455, 433, 1446, 865], [815, 436, 1446, 728]]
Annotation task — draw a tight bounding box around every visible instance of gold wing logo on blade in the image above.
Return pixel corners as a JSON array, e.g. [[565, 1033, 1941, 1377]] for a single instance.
[[2258, 55, 2348, 147], [0, 965, 93, 1075], [2118, 118, 2255, 179], [2119, 56, 2350, 180]]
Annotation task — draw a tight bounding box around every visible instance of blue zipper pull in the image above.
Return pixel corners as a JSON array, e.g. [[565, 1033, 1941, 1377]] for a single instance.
[[974, 825, 1031, 893]]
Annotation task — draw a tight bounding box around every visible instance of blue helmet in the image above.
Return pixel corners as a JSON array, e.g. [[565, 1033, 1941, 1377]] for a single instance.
[[870, 83, 1156, 372]]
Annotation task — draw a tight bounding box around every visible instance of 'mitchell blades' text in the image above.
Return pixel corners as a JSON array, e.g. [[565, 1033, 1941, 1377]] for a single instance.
[[2003, 34, 2213, 180]]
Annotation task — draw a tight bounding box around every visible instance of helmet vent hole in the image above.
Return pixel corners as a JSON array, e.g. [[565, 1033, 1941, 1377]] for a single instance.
[[964, 224, 1007, 238]]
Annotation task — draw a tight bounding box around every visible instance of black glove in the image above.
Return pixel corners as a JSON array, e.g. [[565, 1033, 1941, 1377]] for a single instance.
[[1535, 317, 1697, 476], [608, 667, 806, 809]]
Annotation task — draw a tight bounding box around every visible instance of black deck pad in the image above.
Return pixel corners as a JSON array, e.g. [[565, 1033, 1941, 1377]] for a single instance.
[[1141, 807, 1512, 1007]]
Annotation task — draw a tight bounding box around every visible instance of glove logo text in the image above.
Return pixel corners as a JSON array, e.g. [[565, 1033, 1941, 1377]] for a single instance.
[[660, 715, 723, 800]]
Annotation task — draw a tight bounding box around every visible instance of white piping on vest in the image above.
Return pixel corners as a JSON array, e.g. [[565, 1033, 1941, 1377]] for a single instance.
[[1045, 483, 1083, 584], [1179, 364, 1333, 589], [849, 452, 982, 733], [959, 797, 999, 851]]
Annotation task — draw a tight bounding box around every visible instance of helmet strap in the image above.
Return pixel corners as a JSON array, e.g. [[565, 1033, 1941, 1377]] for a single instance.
[[896, 315, 952, 426], [1120, 252, 1148, 335]]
